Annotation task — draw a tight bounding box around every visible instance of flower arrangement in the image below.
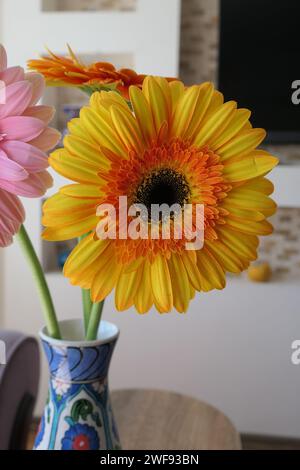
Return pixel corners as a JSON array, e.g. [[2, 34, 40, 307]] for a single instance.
[[1, 44, 278, 342]]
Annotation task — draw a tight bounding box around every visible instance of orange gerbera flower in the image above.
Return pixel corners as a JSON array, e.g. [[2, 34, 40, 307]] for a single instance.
[[43, 77, 278, 314], [28, 45, 146, 99]]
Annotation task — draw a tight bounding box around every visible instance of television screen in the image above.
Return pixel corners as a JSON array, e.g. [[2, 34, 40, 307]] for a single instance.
[[218, 0, 300, 143]]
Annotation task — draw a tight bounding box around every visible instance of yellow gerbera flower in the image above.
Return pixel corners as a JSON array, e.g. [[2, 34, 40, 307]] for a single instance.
[[43, 77, 278, 314]]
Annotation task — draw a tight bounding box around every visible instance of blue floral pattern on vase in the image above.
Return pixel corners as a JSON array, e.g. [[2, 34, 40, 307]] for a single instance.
[[61, 423, 99, 450], [34, 323, 121, 450]]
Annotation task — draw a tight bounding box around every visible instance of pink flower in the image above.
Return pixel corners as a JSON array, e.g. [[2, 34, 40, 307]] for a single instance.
[[0, 45, 60, 247]]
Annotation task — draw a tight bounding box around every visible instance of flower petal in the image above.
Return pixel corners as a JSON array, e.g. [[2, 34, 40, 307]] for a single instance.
[[0, 66, 24, 85], [218, 128, 266, 161], [80, 106, 128, 159], [110, 104, 145, 154], [150, 254, 173, 313], [194, 101, 237, 148], [0, 45, 7, 72], [23, 105, 55, 125], [0, 170, 52, 197], [50, 148, 101, 185], [171, 85, 201, 138], [29, 127, 61, 152], [143, 77, 169, 135], [25, 72, 45, 105], [0, 116, 45, 142], [134, 260, 153, 314], [115, 267, 142, 311], [1, 140, 49, 173], [223, 154, 278, 182], [129, 85, 156, 146], [168, 254, 190, 312], [64, 134, 110, 170], [0, 149, 28, 181], [211, 108, 251, 150], [0, 81, 33, 119], [91, 246, 122, 302]]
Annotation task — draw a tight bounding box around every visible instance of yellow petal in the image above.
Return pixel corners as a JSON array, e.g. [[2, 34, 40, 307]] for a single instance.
[[168, 254, 190, 313], [90, 90, 129, 113], [202, 89, 224, 121], [60, 184, 103, 199], [226, 218, 273, 236], [242, 176, 274, 195], [181, 250, 202, 291], [184, 82, 215, 140], [68, 118, 87, 140], [225, 187, 277, 215], [197, 248, 226, 291], [217, 227, 258, 261], [218, 128, 266, 161], [194, 101, 237, 148], [49, 149, 101, 185], [110, 104, 145, 154], [134, 260, 154, 314], [42, 215, 98, 241], [43, 198, 96, 226], [153, 76, 172, 112], [211, 108, 251, 150], [129, 85, 156, 146], [223, 154, 278, 182], [150, 254, 173, 313], [171, 85, 201, 138], [169, 80, 185, 114], [91, 249, 122, 303], [143, 76, 169, 135], [80, 106, 128, 159], [205, 240, 245, 273], [64, 234, 109, 279], [64, 134, 111, 170], [115, 267, 142, 311], [43, 192, 95, 215], [223, 205, 265, 221]]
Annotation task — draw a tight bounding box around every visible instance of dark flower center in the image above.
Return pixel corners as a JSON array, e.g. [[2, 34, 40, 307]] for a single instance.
[[134, 168, 190, 220]]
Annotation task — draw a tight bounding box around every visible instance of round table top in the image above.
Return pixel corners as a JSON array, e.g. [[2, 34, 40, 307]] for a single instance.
[[111, 389, 241, 451]]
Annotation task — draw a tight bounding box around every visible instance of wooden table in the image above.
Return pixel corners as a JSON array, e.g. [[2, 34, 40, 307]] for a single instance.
[[111, 389, 241, 450]]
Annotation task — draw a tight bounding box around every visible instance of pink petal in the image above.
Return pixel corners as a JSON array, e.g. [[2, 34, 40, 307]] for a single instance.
[[0, 116, 45, 142], [0, 66, 24, 85], [0, 229, 13, 247], [0, 170, 53, 197], [0, 188, 24, 221], [0, 45, 7, 72], [29, 127, 61, 152], [0, 81, 33, 119], [0, 189, 24, 247], [0, 149, 28, 181], [25, 72, 45, 106], [1, 140, 49, 172], [23, 105, 55, 125]]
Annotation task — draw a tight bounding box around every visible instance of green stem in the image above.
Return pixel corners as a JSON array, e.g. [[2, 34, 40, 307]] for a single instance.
[[78, 235, 92, 334], [82, 288, 92, 333], [86, 300, 105, 341], [16, 224, 61, 339]]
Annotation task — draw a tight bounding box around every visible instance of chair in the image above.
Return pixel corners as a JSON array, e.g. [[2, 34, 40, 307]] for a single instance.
[[0, 331, 39, 450]]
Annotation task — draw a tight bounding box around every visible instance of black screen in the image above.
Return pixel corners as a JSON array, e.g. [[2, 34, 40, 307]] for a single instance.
[[218, 0, 300, 143]]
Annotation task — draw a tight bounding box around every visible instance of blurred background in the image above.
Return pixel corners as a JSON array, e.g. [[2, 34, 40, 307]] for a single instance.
[[0, 0, 299, 441]]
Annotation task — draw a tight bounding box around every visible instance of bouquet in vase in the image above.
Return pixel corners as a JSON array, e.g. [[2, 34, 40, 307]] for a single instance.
[[0, 45, 278, 450]]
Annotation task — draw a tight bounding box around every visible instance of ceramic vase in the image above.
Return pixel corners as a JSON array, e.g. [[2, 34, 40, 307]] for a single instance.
[[34, 319, 121, 450]]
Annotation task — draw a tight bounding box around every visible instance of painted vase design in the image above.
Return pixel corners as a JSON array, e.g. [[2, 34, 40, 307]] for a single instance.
[[34, 320, 121, 450]]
